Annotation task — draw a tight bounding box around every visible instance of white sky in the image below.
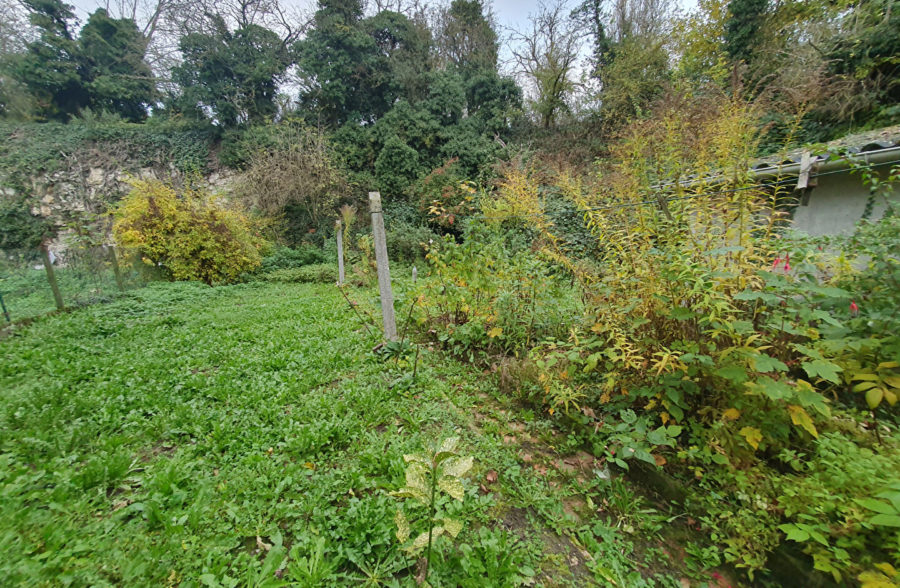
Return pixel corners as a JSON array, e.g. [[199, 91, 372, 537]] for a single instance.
[[68, 0, 700, 40]]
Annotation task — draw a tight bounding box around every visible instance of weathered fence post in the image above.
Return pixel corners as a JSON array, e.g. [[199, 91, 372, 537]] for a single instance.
[[369, 191, 397, 341], [40, 242, 64, 311], [335, 219, 345, 286], [108, 245, 125, 293]]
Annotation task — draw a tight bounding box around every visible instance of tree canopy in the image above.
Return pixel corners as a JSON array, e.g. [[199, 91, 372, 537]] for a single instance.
[[11, 0, 155, 121]]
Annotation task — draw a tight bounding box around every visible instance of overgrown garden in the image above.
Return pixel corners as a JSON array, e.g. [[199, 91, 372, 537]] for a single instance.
[[2, 0, 900, 585]]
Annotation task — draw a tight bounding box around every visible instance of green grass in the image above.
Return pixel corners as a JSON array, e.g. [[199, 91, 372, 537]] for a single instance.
[[0, 281, 723, 586], [1, 254, 148, 323]]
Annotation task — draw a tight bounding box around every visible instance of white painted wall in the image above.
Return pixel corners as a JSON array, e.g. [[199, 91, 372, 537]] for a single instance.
[[791, 170, 898, 236]]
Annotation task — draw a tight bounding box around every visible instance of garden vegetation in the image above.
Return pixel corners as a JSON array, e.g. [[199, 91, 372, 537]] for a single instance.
[[1, 0, 900, 585]]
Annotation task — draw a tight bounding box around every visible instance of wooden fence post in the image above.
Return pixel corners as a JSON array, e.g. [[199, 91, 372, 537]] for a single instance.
[[40, 242, 64, 311], [336, 220, 345, 286], [108, 245, 125, 292], [369, 191, 397, 341]]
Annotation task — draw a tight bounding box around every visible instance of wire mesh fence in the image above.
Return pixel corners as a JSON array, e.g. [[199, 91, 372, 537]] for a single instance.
[[0, 244, 151, 324]]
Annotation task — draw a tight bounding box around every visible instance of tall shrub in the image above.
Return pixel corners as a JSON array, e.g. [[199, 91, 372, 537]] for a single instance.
[[113, 179, 264, 285], [233, 125, 348, 240]]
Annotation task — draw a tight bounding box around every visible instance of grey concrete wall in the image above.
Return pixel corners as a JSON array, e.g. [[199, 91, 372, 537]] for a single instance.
[[791, 170, 898, 236]]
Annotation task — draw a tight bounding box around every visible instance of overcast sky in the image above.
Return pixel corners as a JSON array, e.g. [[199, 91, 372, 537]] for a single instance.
[[67, 0, 699, 40], [66, 0, 545, 31]]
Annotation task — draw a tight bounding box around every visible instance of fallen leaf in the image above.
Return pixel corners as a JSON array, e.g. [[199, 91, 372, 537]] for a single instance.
[[653, 454, 667, 466], [112, 499, 132, 511], [485, 470, 498, 484], [415, 558, 428, 585]]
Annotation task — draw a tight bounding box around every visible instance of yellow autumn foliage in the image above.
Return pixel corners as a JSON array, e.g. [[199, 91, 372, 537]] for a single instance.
[[112, 179, 265, 285]]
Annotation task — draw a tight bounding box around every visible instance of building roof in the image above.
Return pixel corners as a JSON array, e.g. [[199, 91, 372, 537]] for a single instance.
[[650, 125, 900, 192], [752, 125, 900, 172]]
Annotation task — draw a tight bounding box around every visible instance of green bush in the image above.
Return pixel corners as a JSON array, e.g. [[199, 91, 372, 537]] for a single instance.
[[385, 222, 436, 263], [407, 158, 476, 231], [0, 196, 52, 249], [261, 263, 337, 284], [374, 135, 421, 197], [412, 233, 577, 361], [259, 245, 326, 273]]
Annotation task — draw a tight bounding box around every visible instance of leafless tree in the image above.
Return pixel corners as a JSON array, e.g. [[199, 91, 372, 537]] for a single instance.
[[96, 0, 310, 76], [607, 0, 673, 42], [368, 0, 426, 17], [509, 0, 586, 128], [0, 0, 33, 56]]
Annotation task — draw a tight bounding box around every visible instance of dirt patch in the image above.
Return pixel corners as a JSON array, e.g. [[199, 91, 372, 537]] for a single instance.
[[562, 496, 587, 523], [498, 504, 595, 585], [138, 442, 176, 463], [556, 450, 600, 478], [189, 365, 219, 376], [500, 505, 532, 533], [538, 530, 595, 586]]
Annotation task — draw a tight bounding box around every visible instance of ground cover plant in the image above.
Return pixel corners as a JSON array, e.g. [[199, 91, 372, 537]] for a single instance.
[[408, 89, 900, 584], [2, 0, 898, 583], [0, 279, 743, 586], [0, 247, 147, 323]]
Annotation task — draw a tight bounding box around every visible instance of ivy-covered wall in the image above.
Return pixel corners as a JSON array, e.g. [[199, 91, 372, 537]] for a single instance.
[[0, 120, 222, 207], [0, 121, 223, 252]]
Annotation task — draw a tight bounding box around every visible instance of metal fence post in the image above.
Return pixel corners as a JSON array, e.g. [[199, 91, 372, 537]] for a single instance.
[[40, 242, 64, 311], [369, 191, 397, 341], [0, 292, 10, 322]]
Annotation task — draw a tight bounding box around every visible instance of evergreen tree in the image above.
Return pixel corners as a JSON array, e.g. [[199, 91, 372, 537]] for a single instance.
[[13, 1, 156, 121], [572, 0, 612, 80], [295, 0, 407, 126], [365, 10, 432, 104], [435, 0, 499, 76], [14, 0, 86, 120], [79, 9, 157, 122], [724, 0, 768, 63], [173, 17, 289, 127]]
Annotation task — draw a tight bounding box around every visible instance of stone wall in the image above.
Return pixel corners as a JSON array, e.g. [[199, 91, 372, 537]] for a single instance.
[[3, 161, 234, 259]]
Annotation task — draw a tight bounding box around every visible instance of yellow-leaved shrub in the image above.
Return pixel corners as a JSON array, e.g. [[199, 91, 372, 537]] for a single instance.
[[113, 179, 265, 285]]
